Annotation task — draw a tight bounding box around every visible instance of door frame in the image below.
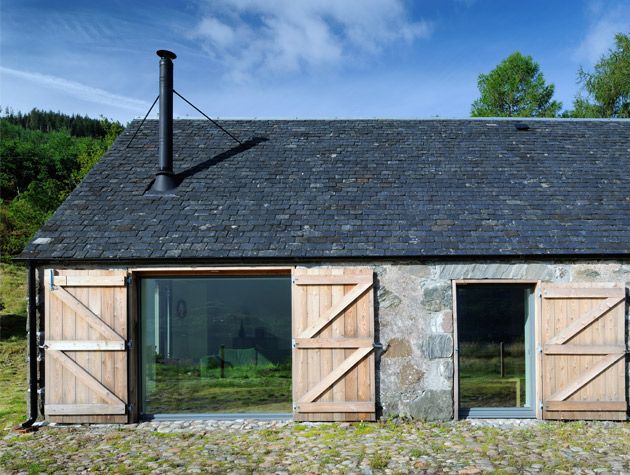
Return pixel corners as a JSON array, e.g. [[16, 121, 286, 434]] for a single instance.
[[129, 266, 293, 421], [452, 279, 542, 419]]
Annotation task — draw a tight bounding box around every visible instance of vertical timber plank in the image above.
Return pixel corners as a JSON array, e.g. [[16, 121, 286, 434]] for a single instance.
[[61, 271, 76, 408], [318, 269, 334, 422], [87, 272, 102, 405], [293, 268, 308, 422], [306, 269, 321, 422], [344, 272, 358, 420], [356, 268, 373, 421], [101, 277, 115, 413], [331, 268, 345, 422], [113, 276, 128, 411]]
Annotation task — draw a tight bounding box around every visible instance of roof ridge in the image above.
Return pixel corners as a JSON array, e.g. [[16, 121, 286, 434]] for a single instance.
[[130, 117, 630, 122]]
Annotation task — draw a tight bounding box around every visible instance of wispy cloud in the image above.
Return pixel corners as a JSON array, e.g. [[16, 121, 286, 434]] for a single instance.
[[191, 0, 432, 82], [0, 66, 149, 112], [574, 1, 630, 65]]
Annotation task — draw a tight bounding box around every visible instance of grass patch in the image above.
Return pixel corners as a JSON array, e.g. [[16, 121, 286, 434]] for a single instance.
[[0, 263, 27, 340], [369, 451, 391, 469], [0, 263, 27, 429], [0, 339, 26, 429], [353, 421, 375, 436]]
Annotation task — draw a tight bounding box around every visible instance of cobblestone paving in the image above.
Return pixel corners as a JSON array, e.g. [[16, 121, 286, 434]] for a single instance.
[[1, 419, 629, 474]]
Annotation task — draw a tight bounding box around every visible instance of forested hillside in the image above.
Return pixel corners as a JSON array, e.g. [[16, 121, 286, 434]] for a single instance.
[[0, 109, 124, 260]]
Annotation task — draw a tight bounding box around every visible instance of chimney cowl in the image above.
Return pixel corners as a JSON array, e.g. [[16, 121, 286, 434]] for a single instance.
[[150, 49, 178, 193], [157, 49, 177, 60]]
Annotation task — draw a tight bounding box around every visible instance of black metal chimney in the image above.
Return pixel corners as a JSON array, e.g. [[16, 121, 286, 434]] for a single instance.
[[151, 49, 177, 192]]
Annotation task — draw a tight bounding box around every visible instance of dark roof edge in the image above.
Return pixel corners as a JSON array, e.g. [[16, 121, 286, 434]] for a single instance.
[[13, 253, 630, 267], [130, 117, 630, 123]]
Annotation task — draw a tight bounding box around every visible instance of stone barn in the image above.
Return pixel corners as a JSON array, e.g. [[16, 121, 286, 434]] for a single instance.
[[16, 51, 630, 424]]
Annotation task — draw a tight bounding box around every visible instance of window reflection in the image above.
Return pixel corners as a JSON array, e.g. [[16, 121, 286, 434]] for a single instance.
[[141, 276, 292, 414]]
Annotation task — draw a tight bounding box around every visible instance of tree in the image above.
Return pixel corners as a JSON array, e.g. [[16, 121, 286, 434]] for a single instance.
[[0, 110, 124, 260], [471, 52, 561, 117], [569, 33, 630, 118]]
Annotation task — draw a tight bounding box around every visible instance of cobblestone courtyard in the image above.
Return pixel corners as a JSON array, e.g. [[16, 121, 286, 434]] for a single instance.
[[1, 419, 629, 474]]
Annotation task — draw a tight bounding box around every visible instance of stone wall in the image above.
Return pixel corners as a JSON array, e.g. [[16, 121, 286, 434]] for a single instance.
[[373, 260, 630, 421]]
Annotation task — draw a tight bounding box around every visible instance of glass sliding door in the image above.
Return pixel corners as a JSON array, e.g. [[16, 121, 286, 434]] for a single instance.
[[140, 276, 292, 415], [457, 284, 535, 418]]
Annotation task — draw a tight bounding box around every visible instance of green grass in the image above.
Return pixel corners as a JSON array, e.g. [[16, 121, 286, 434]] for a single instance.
[[144, 361, 292, 413], [368, 451, 391, 469], [0, 263, 28, 430]]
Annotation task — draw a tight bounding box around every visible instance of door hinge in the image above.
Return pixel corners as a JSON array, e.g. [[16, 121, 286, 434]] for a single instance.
[[291, 339, 297, 349], [49, 269, 55, 290], [536, 345, 543, 354], [126, 340, 134, 350], [125, 275, 133, 286], [538, 400, 543, 411], [292, 403, 299, 412]]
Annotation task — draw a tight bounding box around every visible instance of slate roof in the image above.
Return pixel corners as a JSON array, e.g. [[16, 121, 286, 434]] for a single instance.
[[18, 119, 630, 261]]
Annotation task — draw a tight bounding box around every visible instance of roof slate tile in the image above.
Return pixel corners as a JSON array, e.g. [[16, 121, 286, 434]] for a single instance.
[[17, 119, 630, 260]]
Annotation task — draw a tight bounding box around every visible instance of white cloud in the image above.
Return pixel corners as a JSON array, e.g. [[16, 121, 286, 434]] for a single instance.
[[574, 1, 630, 65], [191, 0, 432, 81], [0, 66, 150, 112]]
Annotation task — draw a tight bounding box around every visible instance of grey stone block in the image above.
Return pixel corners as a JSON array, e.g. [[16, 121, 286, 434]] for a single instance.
[[423, 334, 453, 359], [384, 338, 413, 358], [378, 287, 402, 309], [407, 390, 453, 421], [422, 282, 452, 312]]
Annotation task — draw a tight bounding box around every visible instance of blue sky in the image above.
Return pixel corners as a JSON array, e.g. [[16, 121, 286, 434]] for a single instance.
[[1, 0, 628, 123]]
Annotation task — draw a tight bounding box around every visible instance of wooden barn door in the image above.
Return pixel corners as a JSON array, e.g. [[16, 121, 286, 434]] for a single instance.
[[44, 269, 129, 423], [540, 283, 627, 420], [292, 268, 376, 421]]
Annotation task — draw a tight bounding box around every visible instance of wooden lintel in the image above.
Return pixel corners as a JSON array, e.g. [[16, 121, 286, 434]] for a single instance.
[[130, 266, 292, 275], [294, 274, 373, 285]]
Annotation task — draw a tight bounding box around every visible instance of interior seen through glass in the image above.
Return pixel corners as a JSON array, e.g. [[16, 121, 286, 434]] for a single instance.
[[140, 276, 292, 414], [457, 284, 532, 409]]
